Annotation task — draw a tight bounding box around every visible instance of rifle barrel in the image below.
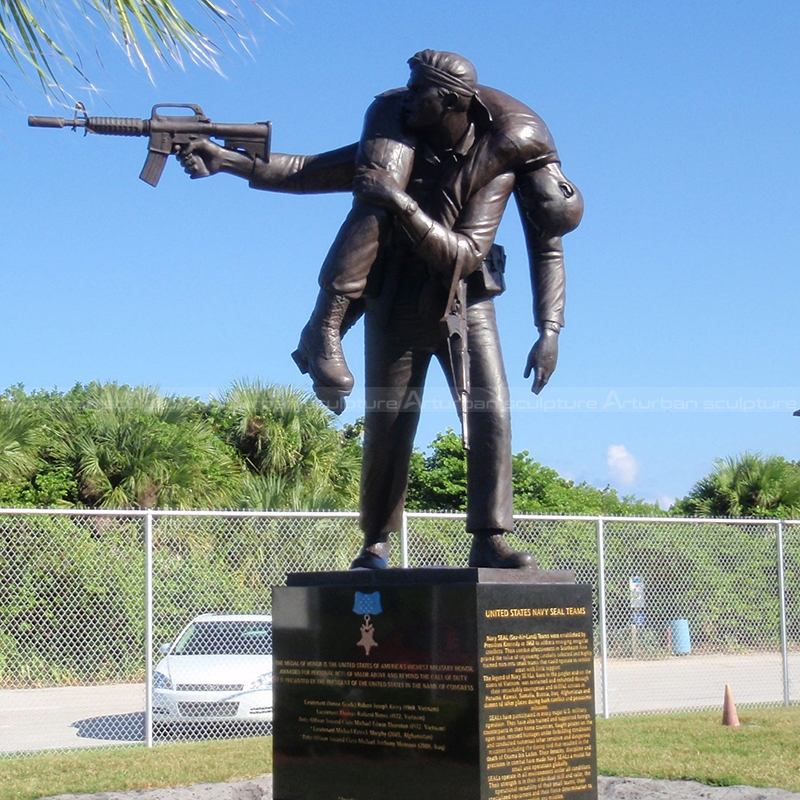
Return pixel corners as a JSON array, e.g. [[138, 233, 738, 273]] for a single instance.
[[28, 116, 79, 128]]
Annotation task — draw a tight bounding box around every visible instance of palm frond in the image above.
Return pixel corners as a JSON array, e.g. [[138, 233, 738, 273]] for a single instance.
[[1, 0, 273, 98]]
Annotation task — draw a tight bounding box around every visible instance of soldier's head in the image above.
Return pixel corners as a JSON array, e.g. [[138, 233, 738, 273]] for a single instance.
[[403, 50, 479, 131]]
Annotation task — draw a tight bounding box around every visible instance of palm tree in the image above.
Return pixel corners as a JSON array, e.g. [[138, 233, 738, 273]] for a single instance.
[[2, 0, 273, 98], [235, 472, 348, 512], [0, 394, 40, 481], [48, 382, 239, 508], [216, 380, 360, 510], [676, 453, 800, 518]]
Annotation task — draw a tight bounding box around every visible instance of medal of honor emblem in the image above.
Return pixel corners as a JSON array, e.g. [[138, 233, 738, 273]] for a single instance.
[[353, 591, 382, 655]]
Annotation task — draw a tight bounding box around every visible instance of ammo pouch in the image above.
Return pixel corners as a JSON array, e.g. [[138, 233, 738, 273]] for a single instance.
[[466, 243, 506, 299]]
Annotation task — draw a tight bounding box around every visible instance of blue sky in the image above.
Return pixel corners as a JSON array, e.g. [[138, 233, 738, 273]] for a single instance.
[[2, 1, 800, 507]]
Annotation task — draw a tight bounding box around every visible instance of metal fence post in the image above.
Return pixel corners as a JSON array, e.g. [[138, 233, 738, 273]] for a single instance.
[[777, 520, 790, 707], [144, 511, 154, 747], [401, 511, 409, 568], [596, 517, 610, 719]]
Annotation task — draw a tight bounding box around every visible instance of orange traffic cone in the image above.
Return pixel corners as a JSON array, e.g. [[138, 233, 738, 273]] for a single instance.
[[722, 684, 740, 727]]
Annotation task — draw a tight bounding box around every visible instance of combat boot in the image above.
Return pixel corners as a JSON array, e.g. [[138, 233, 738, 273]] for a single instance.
[[292, 289, 355, 414], [468, 531, 536, 569], [350, 538, 391, 570]]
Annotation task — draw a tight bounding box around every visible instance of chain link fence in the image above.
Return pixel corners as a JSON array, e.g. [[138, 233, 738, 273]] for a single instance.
[[0, 509, 797, 757]]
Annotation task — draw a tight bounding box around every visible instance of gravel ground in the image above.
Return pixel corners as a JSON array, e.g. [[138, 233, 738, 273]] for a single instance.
[[40, 776, 800, 800]]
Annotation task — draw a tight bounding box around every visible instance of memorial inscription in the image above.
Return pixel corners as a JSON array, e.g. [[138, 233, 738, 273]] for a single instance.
[[273, 581, 483, 800], [274, 657, 477, 754], [291, 698, 448, 752], [273, 573, 596, 800], [478, 601, 595, 800], [276, 659, 476, 693]]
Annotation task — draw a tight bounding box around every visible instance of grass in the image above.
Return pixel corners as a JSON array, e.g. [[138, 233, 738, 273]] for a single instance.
[[597, 706, 800, 792], [1, 708, 798, 799], [0, 737, 273, 800]]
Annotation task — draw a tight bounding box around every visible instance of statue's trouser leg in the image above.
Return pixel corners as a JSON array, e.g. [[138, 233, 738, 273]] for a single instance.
[[320, 124, 417, 298], [357, 306, 430, 564], [296, 101, 416, 405], [354, 297, 533, 569], [442, 298, 534, 569], [443, 298, 515, 534]]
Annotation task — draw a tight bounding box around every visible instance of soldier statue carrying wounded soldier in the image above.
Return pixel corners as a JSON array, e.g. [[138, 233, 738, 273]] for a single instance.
[[177, 49, 584, 570]]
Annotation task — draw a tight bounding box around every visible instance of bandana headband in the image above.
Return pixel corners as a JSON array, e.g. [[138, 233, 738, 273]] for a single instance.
[[408, 60, 476, 97]]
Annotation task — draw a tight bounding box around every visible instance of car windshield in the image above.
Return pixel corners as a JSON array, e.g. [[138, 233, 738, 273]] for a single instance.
[[172, 620, 272, 656]]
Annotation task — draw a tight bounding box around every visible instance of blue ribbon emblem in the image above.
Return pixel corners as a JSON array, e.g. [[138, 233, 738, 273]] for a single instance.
[[353, 591, 382, 616]]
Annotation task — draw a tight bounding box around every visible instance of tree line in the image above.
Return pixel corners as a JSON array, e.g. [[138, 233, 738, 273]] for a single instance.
[[2, 382, 800, 518], [0, 382, 360, 511]]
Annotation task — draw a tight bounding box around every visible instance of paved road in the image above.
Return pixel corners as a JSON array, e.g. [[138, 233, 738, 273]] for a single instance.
[[2, 652, 798, 754], [0, 684, 145, 754], [600, 651, 800, 716]]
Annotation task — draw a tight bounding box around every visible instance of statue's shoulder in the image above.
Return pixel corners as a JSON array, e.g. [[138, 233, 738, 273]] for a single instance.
[[477, 85, 544, 123], [375, 87, 407, 100], [366, 87, 408, 116], [477, 85, 557, 157]]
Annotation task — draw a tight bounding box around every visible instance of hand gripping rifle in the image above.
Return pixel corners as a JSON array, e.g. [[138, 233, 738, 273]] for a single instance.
[[28, 103, 271, 187]]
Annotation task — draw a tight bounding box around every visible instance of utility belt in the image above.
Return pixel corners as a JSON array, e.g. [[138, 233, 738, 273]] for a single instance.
[[466, 243, 506, 299]]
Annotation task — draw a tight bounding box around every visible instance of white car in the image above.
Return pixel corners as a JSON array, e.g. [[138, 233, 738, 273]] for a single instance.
[[152, 614, 273, 726]]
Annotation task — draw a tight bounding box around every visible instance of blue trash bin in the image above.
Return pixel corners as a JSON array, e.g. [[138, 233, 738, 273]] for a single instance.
[[670, 619, 691, 655]]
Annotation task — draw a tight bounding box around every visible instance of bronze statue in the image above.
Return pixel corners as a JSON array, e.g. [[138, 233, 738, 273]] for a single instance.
[[177, 50, 583, 570]]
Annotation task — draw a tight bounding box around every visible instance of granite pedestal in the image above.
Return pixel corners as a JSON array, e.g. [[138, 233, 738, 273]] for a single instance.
[[272, 569, 596, 800]]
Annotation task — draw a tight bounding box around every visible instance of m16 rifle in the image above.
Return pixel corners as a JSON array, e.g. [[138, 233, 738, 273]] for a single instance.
[[445, 276, 471, 450], [442, 244, 508, 451], [28, 103, 271, 187]]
